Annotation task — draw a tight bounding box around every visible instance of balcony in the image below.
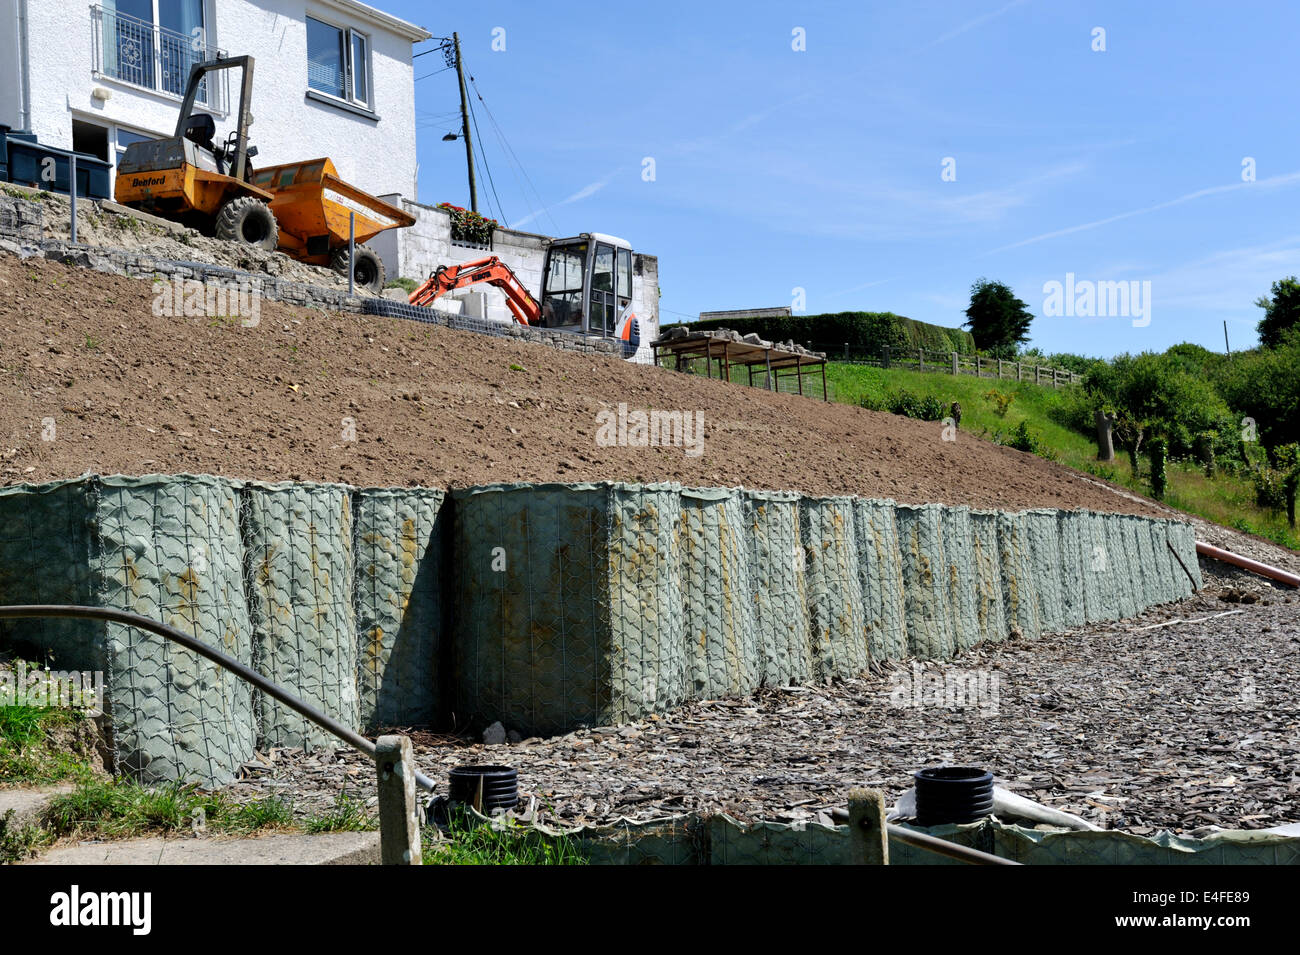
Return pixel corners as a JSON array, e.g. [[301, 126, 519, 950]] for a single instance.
[[90, 5, 228, 113]]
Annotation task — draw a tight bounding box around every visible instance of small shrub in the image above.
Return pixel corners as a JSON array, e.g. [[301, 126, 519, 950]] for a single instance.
[[983, 388, 1015, 418], [885, 389, 945, 421], [1008, 420, 1039, 454], [1252, 468, 1286, 511]]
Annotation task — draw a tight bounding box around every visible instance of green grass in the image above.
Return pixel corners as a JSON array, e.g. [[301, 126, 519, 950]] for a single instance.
[[0, 810, 54, 864], [302, 791, 375, 833], [384, 276, 419, 294], [0, 705, 94, 785], [821, 362, 1300, 552], [423, 811, 586, 865]]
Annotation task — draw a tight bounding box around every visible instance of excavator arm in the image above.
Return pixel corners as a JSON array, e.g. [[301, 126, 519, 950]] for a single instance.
[[408, 256, 542, 326]]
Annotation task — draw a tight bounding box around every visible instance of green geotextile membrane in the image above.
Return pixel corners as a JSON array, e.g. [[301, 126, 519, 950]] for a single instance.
[[451, 483, 693, 735], [801, 497, 868, 679], [243, 482, 359, 750], [567, 815, 1300, 865], [969, 511, 1009, 644], [0, 475, 255, 786], [852, 499, 907, 661], [941, 507, 981, 654], [608, 484, 688, 720], [353, 487, 446, 730], [1054, 511, 1087, 628], [997, 511, 1042, 639], [681, 489, 758, 699], [895, 504, 956, 659], [0, 478, 102, 670], [452, 484, 608, 735], [1, 475, 1209, 762], [744, 491, 812, 685], [1024, 510, 1065, 635]]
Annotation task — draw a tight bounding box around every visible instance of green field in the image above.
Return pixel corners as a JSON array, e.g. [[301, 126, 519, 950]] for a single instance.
[[822, 362, 1300, 552]]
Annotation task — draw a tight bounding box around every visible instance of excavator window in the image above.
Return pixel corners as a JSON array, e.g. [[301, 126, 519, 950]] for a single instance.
[[617, 248, 632, 308], [590, 244, 616, 335], [542, 244, 586, 328]]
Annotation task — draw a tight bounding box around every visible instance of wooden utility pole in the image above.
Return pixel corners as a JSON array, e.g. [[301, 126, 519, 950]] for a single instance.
[[1224, 320, 1231, 357], [452, 32, 477, 213]]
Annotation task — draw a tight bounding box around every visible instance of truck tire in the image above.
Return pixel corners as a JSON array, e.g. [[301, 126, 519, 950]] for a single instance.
[[215, 196, 278, 251], [332, 243, 386, 293]]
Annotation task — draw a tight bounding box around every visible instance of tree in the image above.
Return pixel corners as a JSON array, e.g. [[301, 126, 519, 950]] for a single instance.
[[1084, 351, 1234, 463], [1215, 326, 1300, 452], [963, 279, 1034, 358], [1255, 276, 1300, 348]]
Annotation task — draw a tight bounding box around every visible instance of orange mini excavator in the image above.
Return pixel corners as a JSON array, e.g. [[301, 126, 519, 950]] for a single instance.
[[406, 232, 643, 347]]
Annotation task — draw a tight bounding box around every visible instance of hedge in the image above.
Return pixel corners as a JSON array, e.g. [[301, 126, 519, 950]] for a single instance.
[[688, 312, 976, 356]]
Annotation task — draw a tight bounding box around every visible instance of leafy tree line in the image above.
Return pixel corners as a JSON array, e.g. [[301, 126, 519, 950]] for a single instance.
[[1039, 278, 1300, 520]]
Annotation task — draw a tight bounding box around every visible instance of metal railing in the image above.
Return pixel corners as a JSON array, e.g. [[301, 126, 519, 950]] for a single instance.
[[0, 604, 437, 792], [90, 5, 228, 112]]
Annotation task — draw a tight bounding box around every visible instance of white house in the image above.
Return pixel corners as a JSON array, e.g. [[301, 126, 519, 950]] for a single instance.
[[0, 0, 430, 200]]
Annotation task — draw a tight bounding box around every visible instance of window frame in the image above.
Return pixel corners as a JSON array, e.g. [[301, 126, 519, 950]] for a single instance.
[[306, 14, 373, 111]]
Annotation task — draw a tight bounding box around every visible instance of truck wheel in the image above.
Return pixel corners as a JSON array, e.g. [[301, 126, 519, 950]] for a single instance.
[[332, 243, 386, 293], [215, 196, 278, 251]]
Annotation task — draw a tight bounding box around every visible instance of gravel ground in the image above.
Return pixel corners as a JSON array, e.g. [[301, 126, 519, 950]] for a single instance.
[[223, 551, 1299, 836]]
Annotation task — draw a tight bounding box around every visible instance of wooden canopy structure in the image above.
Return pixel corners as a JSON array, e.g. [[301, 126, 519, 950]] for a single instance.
[[652, 332, 829, 401]]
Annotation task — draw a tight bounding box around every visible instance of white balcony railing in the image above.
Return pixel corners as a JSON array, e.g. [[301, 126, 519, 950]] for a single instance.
[[90, 4, 228, 113]]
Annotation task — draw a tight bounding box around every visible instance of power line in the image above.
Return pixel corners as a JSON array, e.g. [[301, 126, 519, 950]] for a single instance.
[[465, 82, 507, 226], [415, 65, 453, 81], [413, 39, 451, 56], [467, 74, 559, 234]]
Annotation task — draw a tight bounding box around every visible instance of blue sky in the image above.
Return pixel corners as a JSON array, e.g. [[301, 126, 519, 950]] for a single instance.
[[385, 0, 1300, 357]]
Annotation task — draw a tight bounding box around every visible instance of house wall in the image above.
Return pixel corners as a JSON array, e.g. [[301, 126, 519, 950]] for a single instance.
[[370, 197, 661, 351], [15, 0, 424, 200], [0, 1, 24, 132]]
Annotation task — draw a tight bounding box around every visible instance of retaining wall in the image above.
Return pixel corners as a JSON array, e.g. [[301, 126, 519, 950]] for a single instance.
[[0, 475, 1201, 786]]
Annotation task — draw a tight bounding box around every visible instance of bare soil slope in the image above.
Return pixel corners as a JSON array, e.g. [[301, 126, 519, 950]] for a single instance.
[[0, 252, 1154, 514]]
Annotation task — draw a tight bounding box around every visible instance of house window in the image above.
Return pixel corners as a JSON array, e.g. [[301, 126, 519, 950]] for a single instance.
[[97, 1, 210, 101], [307, 16, 370, 107], [115, 128, 157, 167]]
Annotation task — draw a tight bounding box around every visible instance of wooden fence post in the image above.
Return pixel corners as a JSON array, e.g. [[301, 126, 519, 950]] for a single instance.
[[848, 788, 889, 865], [376, 735, 421, 865], [917, 347, 924, 371]]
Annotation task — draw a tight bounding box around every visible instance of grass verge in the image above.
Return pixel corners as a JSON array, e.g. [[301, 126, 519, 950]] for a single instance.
[[423, 809, 586, 865], [823, 363, 1299, 551]]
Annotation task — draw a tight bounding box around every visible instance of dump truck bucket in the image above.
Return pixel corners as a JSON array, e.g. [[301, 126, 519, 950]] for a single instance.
[[251, 158, 415, 264]]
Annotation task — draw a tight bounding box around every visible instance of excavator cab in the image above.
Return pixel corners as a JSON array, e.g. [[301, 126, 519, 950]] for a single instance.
[[541, 233, 637, 341]]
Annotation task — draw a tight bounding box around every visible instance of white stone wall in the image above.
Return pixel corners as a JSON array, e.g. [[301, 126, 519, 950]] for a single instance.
[[371, 197, 661, 358], [7, 0, 425, 201]]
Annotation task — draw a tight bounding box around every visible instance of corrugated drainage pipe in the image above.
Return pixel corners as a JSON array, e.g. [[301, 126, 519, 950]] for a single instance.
[[1196, 541, 1300, 588]]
